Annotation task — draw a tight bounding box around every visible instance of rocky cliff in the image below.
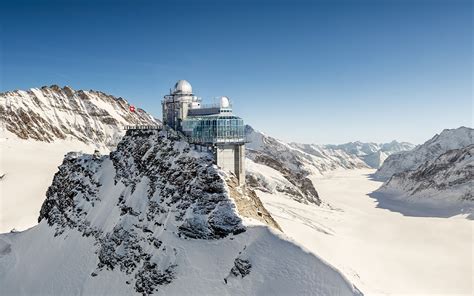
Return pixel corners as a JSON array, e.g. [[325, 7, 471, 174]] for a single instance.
[[0, 85, 158, 148], [245, 126, 368, 205], [377, 145, 473, 202], [0, 127, 361, 296], [375, 127, 473, 180], [0, 85, 159, 232], [304, 140, 414, 169]]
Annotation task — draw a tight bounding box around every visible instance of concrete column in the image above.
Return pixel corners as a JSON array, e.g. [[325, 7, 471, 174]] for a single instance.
[[215, 143, 245, 186], [234, 144, 245, 186]]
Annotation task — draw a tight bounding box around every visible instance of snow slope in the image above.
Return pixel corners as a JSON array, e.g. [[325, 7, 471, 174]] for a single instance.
[[377, 145, 473, 202], [0, 86, 158, 232], [245, 125, 367, 205], [303, 140, 414, 169], [246, 126, 368, 174], [0, 131, 105, 233], [258, 169, 473, 295], [0, 128, 361, 296], [0, 85, 157, 147], [375, 127, 473, 180], [244, 127, 413, 205]]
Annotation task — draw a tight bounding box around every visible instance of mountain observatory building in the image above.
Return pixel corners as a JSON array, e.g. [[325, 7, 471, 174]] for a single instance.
[[162, 80, 246, 185]]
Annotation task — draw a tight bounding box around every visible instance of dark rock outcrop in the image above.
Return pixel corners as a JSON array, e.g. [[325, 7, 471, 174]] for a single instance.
[[38, 128, 246, 294], [0, 86, 157, 148], [378, 145, 474, 202]]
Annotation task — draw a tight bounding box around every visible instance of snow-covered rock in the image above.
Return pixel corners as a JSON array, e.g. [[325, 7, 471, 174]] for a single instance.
[[361, 150, 389, 169], [380, 141, 415, 154], [289, 143, 371, 171], [0, 128, 362, 296], [245, 126, 367, 205], [374, 127, 473, 180], [376, 145, 473, 202], [257, 169, 473, 295], [323, 140, 415, 168], [0, 86, 159, 232], [0, 85, 158, 147]]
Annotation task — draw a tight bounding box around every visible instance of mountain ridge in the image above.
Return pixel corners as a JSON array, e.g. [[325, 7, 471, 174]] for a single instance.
[[0, 127, 362, 296], [1, 85, 158, 148], [376, 144, 473, 203], [0, 85, 158, 232], [374, 126, 473, 180], [305, 140, 415, 169], [245, 126, 371, 205]]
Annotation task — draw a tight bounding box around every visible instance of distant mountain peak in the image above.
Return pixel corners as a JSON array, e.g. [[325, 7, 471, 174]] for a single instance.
[[245, 126, 370, 205], [322, 140, 415, 169], [0, 86, 158, 148], [377, 144, 474, 203], [375, 126, 473, 180]]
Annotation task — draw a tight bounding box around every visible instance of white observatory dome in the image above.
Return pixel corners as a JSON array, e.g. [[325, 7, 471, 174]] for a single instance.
[[220, 96, 230, 108], [174, 80, 193, 94]]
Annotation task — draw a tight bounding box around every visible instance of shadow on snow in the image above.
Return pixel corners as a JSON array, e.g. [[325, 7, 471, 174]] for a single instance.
[[367, 191, 474, 220], [365, 174, 474, 220]]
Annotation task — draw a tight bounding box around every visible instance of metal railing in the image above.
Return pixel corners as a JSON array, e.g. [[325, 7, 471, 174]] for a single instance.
[[124, 125, 161, 130]]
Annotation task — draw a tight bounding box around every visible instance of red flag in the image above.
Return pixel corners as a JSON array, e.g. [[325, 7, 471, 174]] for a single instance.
[[129, 105, 135, 112]]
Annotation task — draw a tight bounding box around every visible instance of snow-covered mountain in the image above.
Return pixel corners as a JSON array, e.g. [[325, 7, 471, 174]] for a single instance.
[[376, 145, 473, 202], [0, 85, 157, 147], [322, 141, 415, 168], [0, 128, 361, 296], [329, 141, 414, 157], [245, 126, 368, 205], [0, 86, 158, 232], [374, 127, 473, 180]]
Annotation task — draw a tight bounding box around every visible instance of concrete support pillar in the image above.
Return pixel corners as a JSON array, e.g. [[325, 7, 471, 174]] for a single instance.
[[234, 144, 245, 185], [215, 143, 245, 186]]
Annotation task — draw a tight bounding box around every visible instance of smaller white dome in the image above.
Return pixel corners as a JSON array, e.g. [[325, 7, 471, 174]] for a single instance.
[[174, 80, 192, 94], [220, 96, 230, 108]]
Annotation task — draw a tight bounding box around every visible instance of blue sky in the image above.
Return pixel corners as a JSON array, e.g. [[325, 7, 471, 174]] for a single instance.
[[1, 0, 472, 144]]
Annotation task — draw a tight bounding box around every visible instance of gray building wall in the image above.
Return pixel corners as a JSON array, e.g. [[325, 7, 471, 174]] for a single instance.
[[215, 143, 245, 185], [162, 94, 194, 131]]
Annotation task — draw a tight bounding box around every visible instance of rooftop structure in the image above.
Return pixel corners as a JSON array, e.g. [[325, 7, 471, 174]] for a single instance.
[[162, 80, 246, 185], [162, 79, 201, 131], [173, 79, 193, 94]]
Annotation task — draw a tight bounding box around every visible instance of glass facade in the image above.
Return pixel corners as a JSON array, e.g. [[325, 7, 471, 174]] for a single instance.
[[182, 115, 245, 144]]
